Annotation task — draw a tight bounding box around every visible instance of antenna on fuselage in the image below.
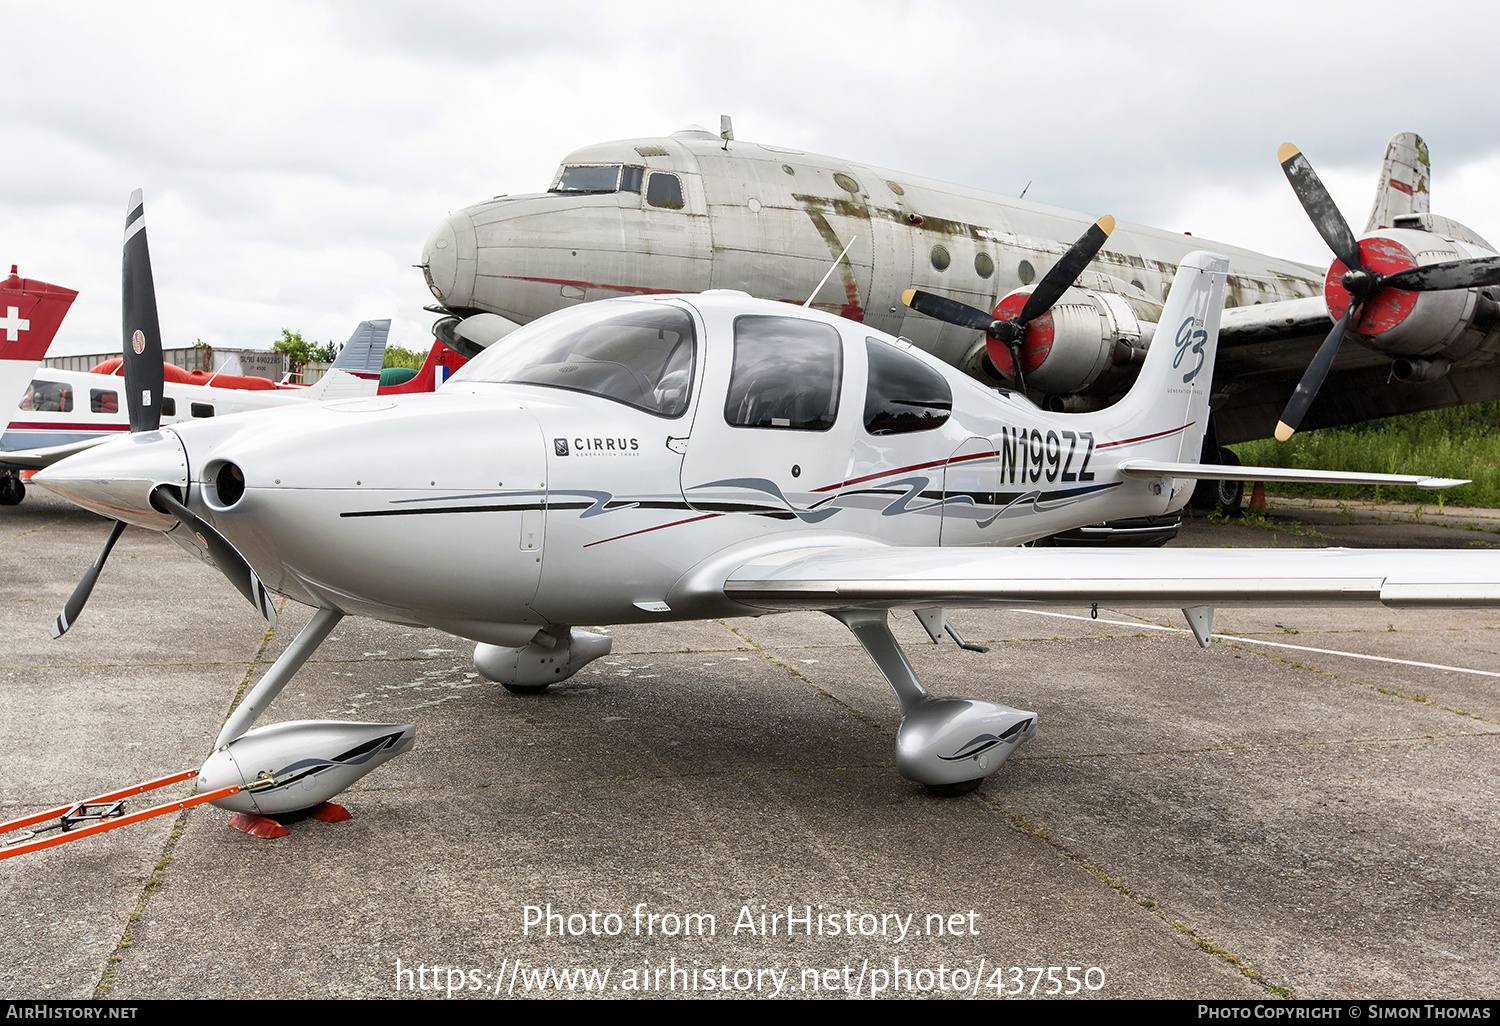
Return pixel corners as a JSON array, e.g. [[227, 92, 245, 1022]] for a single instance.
[[720, 115, 734, 150], [802, 236, 859, 309]]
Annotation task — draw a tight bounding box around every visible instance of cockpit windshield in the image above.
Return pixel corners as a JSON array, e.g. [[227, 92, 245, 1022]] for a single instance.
[[550, 164, 645, 194], [448, 301, 696, 418]]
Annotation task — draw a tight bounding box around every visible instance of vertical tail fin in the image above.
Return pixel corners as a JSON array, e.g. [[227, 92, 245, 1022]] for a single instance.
[[377, 340, 469, 395], [1365, 132, 1430, 231], [300, 319, 391, 400], [0, 267, 79, 411], [1078, 250, 1229, 464]]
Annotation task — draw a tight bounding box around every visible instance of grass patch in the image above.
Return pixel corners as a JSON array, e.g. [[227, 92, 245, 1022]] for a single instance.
[[1231, 400, 1500, 507]]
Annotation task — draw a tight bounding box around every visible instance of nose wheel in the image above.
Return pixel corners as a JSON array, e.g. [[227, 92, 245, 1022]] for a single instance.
[[0, 473, 24, 506], [925, 778, 984, 798]]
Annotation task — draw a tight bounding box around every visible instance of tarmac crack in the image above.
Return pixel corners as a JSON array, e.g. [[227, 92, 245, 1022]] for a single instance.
[[92, 605, 282, 996], [719, 620, 893, 739], [0, 518, 66, 547], [975, 796, 1297, 999]]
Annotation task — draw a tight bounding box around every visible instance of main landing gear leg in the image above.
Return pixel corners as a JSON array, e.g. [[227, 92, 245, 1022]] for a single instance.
[[829, 609, 1036, 797]]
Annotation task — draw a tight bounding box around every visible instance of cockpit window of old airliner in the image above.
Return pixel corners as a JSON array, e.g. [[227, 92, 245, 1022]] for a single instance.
[[449, 303, 696, 418], [550, 164, 647, 194], [725, 316, 842, 431]]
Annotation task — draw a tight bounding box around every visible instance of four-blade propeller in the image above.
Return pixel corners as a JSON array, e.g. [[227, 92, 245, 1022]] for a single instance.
[[1275, 143, 1500, 440], [902, 215, 1115, 394], [52, 191, 276, 637]]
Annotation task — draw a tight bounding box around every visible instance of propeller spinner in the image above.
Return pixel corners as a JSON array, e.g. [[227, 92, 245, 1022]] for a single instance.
[[902, 215, 1115, 394], [1275, 144, 1500, 440]]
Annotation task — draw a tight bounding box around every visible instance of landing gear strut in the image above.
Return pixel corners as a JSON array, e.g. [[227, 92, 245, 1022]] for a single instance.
[[832, 609, 1034, 796]]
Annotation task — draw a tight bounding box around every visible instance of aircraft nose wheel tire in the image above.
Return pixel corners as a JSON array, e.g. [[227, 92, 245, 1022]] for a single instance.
[[0, 475, 24, 506], [924, 778, 984, 797], [500, 681, 551, 694]]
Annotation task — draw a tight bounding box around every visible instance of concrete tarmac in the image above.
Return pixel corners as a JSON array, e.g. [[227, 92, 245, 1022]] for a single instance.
[[2, 492, 1497, 1000]]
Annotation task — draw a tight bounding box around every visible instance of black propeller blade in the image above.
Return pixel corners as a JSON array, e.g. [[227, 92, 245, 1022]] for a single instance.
[[151, 487, 278, 622], [1276, 144, 1500, 438], [51, 520, 127, 638], [1383, 254, 1500, 292], [903, 215, 1116, 393], [121, 190, 164, 434], [1279, 144, 1363, 274], [1275, 303, 1360, 442]]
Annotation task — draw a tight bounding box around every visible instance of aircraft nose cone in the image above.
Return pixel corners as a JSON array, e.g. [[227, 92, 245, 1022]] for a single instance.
[[32, 429, 188, 531], [420, 210, 477, 309]]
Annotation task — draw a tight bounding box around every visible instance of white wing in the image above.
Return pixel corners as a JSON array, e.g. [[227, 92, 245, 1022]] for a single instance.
[[723, 544, 1500, 611]]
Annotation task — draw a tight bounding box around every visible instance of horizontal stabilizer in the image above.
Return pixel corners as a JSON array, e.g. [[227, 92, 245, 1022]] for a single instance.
[[0, 435, 113, 470], [1115, 459, 1467, 490]]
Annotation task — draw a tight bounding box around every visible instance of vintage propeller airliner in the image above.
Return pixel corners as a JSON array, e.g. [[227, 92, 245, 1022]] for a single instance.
[[422, 129, 1500, 481], [25, 191, 1500, 835]]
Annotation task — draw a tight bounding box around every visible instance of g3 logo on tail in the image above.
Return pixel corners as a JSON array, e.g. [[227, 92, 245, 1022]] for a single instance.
[[1172, 315, 1207, 384]]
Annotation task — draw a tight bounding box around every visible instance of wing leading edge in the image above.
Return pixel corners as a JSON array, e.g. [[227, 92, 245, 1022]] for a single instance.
[[722, 545, 1500, 611]]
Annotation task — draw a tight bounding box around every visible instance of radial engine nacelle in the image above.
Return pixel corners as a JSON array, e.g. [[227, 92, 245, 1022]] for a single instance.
[[975, 271, 1163, 396], [1325, 224, 1500, 381], [473, 626, 614, 690], [199, 720, 416, 817]]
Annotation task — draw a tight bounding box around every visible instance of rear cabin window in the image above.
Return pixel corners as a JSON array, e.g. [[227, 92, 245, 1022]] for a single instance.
[[646, 172, 684, 209], [191, 402, 215, 418], [447, 302, 696, 418], [863, 339, 952, 435], [19, 379, 72, 412], [90, 389, 119, 414], [725, 316, 842, 431]]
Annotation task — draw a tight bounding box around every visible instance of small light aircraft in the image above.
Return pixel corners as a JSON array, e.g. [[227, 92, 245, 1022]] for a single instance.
[[0, 266, 78, 504], [28, 191, 1500, 823], [0, 253, 393, 506], [0, 341, 392, 509], [420, 127, 1500, 461]]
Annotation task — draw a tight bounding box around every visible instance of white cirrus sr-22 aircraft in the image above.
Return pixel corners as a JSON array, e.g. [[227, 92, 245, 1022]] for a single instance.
[[28, 192, 1500, 831]]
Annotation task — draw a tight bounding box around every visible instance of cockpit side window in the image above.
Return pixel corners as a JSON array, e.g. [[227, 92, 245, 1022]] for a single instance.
[[725, 316, 842, 431], [646, 172, 684, 209], [863, 338, 952, 435], [551, 164, 624, 193], [19, 379, 73, 412], [448, 303, 697, 419]]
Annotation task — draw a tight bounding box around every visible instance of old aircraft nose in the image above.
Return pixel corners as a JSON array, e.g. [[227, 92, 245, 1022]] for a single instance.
[[420, 209, 477, 309], [32, 429, 188, 531]]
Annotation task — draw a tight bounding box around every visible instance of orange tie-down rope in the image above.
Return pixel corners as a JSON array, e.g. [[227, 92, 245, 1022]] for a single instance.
[[0, 769, 242, 861]]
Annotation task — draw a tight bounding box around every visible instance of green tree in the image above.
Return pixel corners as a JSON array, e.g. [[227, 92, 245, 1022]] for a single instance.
[[273, 329, 337, 364], [382, 344, 427, 370]]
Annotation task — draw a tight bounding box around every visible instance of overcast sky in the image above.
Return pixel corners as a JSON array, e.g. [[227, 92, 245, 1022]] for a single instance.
[[5, 0, 1499, 357]]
